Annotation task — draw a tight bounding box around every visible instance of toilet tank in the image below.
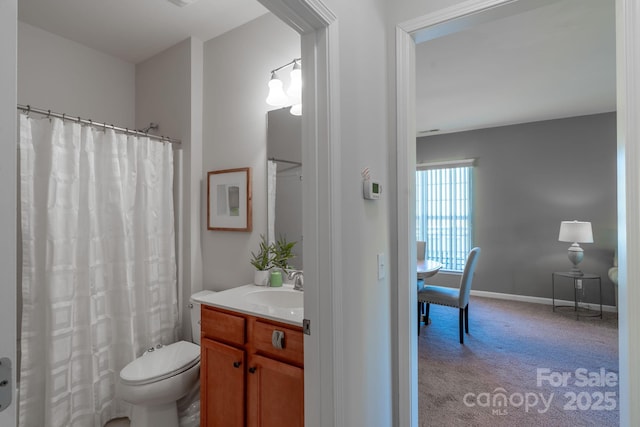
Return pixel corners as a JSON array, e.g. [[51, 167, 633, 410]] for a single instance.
[[190, 290, 215, 345]]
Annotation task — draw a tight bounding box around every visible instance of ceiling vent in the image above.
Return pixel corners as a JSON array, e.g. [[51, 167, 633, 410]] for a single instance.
[[167, 0, 199, 7]]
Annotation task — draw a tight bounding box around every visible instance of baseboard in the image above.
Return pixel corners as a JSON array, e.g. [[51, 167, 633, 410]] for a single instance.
[[470, 289, 618, 313]]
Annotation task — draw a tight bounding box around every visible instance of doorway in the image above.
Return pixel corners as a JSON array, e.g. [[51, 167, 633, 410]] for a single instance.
[[395, 0, 639, 425]]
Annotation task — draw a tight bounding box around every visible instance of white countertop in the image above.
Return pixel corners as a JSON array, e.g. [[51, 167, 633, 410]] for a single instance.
[[192, 284, 304, 327]]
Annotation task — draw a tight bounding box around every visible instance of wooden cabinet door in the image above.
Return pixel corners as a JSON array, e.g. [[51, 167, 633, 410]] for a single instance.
[[247, 354, 304, 427], [201, 338, 246, 427]]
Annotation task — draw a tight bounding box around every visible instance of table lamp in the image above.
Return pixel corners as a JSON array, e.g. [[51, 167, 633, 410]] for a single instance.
[[558, 220, 593, 275]]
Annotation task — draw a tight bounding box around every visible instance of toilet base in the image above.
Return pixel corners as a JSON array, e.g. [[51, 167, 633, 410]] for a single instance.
[[130, 401, 179, 427]]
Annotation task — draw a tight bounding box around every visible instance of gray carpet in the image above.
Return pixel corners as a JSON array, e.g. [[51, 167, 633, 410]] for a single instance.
[[418, 296, 619, 427]]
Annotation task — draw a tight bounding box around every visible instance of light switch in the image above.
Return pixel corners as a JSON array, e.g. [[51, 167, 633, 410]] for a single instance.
[[377, 253, 386, 280]]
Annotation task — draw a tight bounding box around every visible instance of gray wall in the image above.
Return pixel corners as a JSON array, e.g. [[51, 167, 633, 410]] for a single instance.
[[18, 22, 135, 128], [202, 14, 300, 290], [417, 113, 617, 305]]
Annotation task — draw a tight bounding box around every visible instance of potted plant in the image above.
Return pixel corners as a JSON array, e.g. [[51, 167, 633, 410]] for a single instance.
[[272, 235, 297, 272], [250, 235, 274, 286]]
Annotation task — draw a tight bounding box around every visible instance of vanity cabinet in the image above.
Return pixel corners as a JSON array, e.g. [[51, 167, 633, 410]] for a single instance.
[[200, 305, 304, 427], [201, 339, 246, 426]]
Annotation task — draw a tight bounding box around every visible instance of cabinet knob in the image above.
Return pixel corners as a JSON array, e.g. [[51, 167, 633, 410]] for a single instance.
[[233, 361, 242, 368], [248, 367, 257, 374]]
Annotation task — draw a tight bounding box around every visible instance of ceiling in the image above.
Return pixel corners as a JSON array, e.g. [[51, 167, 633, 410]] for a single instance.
[[415, 0, 616, 136], [18, 0, 616, 135], [18, 0, 268, 64]]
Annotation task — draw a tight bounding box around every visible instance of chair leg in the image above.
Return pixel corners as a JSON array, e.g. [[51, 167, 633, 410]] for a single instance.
[[417, 301, 421, 335], [459, 308, 464, 344], [465, 305, 469, 334], [425, 303, 430, 322]]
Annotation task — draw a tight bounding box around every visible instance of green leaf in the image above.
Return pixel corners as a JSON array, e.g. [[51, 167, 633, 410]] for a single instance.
[[249, 235, 275, 270], [271, 235, 297, 270]]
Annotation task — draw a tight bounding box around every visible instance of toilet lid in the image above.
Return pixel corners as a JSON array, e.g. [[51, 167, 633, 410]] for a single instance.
[[120, 341, 200, 385]]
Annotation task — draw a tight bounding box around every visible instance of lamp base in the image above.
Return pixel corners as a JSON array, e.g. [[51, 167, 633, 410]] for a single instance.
[[568, 243, 584, 275]]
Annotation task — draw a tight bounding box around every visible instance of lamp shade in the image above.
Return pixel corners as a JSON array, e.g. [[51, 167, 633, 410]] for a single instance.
[[287, 60, 302, 104], [266, 72, 288, 107], [558, 220, 593, 243], [290, 103, 302, 116]]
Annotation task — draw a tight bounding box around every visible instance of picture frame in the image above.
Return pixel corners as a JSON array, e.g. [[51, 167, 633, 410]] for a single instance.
[[207, 167, 252, 231]]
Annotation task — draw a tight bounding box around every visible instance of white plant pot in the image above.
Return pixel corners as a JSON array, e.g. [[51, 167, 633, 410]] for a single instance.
[[254, 270, 270, 286]]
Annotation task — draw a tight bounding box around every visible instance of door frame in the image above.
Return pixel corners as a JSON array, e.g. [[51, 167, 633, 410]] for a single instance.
[[257, 1, 342, 425], [395, 0, 640, 425], [0, 0, 17, 425]]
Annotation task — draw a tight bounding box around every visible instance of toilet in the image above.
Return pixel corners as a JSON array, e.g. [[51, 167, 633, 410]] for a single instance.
[[117, 290, 214, 427]]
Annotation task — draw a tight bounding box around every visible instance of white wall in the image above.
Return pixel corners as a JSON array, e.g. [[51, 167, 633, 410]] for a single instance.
[[136, 37, 204, 341], [17, 22, 135, 128], [204, 5, 393, 424], [302, 0, 393, 424], [389, 0, 466, 23], [0, 0, 17, 424], [201, 13, 300, 289]]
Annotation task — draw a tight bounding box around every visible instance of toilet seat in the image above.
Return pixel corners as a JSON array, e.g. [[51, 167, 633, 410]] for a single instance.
[[120, 341, 200, 386]]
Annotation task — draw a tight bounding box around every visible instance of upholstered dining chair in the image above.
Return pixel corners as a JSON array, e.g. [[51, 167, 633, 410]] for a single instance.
[[417, 247, 481, 344], [417, 240, 426, 263]]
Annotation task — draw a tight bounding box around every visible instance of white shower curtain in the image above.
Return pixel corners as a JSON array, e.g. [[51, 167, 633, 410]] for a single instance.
[[18, 115, 179, 427]]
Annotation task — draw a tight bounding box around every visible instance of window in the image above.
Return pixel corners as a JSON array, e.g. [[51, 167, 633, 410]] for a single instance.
[[416, 159, 474, 272]]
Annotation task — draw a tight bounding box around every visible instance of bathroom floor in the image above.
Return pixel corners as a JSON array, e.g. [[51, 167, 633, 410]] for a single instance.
[[104, 418, 130, 427]]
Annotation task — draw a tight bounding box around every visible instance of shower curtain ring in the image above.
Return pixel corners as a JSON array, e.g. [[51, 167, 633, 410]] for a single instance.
[[62, 113, 66, 122], [26, 105, 31, 116], [47, 110, 51, 119]]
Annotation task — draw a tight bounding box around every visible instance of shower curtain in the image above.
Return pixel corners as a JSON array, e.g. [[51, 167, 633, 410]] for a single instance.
[[267, 160, 277, 245], [18, 115, 179, 427]]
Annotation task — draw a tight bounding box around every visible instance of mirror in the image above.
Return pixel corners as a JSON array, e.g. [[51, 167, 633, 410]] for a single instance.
[[267, 108, 303, 269]]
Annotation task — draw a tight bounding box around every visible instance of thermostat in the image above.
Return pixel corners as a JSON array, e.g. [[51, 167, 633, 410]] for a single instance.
[[363, 179, 382, 200]]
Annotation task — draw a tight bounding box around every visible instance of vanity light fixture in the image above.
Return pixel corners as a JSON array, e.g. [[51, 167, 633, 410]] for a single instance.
[[266, 72, 289, 107], [290, 104, 302, 116], [266, 58, 302, 116], [287, 60, 302, 115]]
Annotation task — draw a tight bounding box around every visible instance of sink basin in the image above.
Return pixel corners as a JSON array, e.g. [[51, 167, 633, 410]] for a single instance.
[[245, 289, 303, 309]]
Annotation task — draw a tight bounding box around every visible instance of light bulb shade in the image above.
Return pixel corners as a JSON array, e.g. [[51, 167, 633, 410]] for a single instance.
[[290, 103, 302, 116], [266, 73, 289, 107], [287, 61, 302, 104], [558, 220, 593, 243]]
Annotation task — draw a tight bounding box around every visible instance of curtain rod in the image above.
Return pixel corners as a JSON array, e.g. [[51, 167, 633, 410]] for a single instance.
[[269, 157, 302, 166], [17, 104, 181, 145]]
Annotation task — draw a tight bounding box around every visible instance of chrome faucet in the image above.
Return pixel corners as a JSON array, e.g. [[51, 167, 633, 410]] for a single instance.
[[288, 270, 304, 291]]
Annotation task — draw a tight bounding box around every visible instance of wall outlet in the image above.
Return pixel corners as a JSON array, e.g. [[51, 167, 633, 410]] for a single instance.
[[377, 253, 386, 280]]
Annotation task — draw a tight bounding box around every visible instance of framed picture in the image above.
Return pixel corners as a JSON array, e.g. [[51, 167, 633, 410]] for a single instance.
[[207, 167, 252, 231]]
